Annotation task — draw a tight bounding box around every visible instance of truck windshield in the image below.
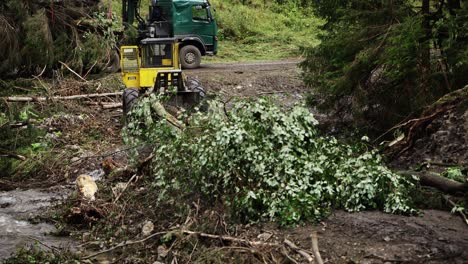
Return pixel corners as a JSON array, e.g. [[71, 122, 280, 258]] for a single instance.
[[142, 44, 173, 68]]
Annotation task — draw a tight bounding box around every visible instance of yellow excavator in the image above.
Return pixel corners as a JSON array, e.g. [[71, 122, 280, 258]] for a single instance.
[[120, 0, 207, 115], [120, 38, 205, 115]]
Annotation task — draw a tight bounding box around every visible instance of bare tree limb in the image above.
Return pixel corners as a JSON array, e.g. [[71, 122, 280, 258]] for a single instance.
[[4, 92, 122, 102], [82, 231, 167, 259]]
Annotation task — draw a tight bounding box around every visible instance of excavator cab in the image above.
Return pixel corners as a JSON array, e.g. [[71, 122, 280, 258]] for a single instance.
[[120, 38, 204, 114]]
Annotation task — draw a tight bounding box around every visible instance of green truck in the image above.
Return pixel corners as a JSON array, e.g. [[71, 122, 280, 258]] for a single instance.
[[122, 0, 218, 68]]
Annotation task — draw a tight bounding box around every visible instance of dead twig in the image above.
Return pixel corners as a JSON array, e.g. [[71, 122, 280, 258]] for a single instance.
[[59, 61, 88, 82], [181, 230, 279, 247], [82, 231, 167, 259], [256, 91, 287, 96], [70, 145, 142, 165], [113, 173, 138, 203], [188, 239, 199, 263], [85, 102, 122, 109], [32, 65, 47, 79], [27, 236, 60, 253], [83, 60, 98, 79], [83, 228, 312, 262], [0, 152, 26, 161]]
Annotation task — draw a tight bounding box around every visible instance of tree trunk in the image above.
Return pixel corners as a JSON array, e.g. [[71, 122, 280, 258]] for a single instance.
[[420, 0, 431, 85], [400, 170, 468, 195]]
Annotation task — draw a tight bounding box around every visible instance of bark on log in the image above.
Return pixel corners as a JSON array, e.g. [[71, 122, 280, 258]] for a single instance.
[[399, 170, 468, 195]]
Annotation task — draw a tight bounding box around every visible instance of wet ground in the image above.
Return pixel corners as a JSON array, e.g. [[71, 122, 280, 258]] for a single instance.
[[298, 210, 468, 263], [0, 188, 72, 260]]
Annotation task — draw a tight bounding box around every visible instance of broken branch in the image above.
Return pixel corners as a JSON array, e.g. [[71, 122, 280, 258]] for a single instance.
[[59, 61, 88, 82]]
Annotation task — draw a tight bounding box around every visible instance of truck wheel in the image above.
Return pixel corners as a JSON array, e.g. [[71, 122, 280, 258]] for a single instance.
[[122, 88, 139, 116], [180, 45, 201, 69]]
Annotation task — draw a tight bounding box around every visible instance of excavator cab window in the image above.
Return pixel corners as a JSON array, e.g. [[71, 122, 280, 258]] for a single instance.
[[142, 43, 173, 68], [121, 47, 139, 73]]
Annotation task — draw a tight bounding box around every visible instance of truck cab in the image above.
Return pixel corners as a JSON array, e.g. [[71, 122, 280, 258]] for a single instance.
[[173, 0, 218, 68], [122, 0, 218, 69]]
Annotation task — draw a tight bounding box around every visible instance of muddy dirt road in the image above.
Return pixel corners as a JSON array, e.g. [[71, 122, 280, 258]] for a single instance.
[[186, 59, 306, 103], [1, 60, 467, 263]]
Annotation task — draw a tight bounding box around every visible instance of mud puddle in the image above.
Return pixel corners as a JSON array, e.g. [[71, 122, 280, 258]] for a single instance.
[[0, 187, 73, 260]]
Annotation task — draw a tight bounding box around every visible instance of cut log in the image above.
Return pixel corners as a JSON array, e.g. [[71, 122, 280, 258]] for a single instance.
[[399, 170, 468, 195]]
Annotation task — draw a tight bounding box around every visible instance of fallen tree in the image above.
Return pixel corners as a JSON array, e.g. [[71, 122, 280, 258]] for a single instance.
[[123, 97, 417, 225]]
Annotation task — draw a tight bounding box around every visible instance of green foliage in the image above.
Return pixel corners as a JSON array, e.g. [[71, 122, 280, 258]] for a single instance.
[[205, 0, 323, 62], [450, 204, 465, 214], [22, 9, 54, 71], [443, 167, 466, 183], [0, 0, 118, 77], [123, 98, 415, 225], [301, 0, 468, 132]]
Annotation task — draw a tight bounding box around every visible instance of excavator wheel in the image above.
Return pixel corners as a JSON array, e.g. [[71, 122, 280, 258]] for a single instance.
[[186, 77, 206, 98], [186, 77, 207, 111], [122, 88, 139, 116]]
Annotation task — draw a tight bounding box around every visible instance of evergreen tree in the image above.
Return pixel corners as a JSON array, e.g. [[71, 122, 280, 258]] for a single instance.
[[301, 0, 467, 132]]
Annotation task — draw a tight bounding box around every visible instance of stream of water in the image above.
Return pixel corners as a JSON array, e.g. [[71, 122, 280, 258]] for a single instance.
[[0, 187, 73, 260]]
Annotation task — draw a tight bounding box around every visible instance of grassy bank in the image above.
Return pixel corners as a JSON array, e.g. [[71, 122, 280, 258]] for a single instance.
[[112, 0, 322, 62], [207, 0, 322, 62]]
